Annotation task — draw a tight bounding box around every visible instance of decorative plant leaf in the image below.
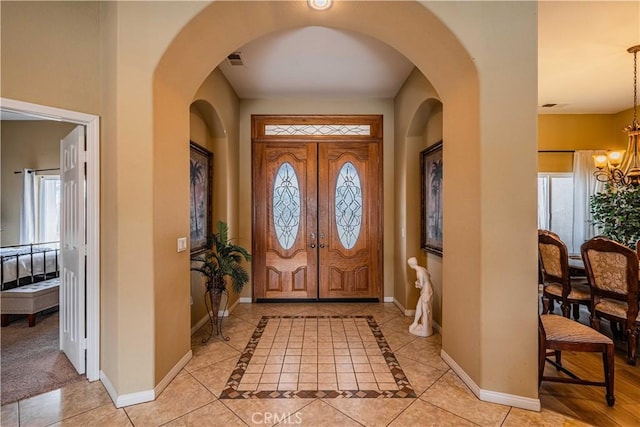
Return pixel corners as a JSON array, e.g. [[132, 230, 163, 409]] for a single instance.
[[589, 183, 640, 249], [191, 220, 252, 294]]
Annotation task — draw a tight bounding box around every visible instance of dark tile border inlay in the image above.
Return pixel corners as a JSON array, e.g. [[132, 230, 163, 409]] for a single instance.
[[219, 315, 416, 399]]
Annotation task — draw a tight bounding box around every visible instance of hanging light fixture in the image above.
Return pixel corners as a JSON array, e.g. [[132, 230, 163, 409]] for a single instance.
[[593, 45, 640, 187]]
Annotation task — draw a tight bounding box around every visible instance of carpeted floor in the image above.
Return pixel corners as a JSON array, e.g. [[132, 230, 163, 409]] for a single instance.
[[0, 309, 83, 405]]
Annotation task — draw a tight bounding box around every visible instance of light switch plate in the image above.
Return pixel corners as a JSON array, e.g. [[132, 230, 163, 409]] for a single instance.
[[177, 237, 187, 252]]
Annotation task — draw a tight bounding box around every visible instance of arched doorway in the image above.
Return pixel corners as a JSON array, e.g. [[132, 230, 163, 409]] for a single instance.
[[144, 0, 537, 408]]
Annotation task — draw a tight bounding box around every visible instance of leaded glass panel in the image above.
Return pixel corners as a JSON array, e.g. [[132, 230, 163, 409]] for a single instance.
[[335, 162, 362, 249], [273, 162, 301, 250], [265, 124, 371, 136]]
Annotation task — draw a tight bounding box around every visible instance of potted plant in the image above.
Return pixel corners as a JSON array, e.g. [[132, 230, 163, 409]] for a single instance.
[[590, 183, 640, 249], [191, 220, 251, 341]]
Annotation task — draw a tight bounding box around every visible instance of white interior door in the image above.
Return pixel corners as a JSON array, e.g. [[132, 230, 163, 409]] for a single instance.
[[60, 125, 86, 374]]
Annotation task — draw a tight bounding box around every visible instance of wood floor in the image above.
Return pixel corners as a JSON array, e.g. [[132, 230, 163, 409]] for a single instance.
[[539, 304, 640, 427]]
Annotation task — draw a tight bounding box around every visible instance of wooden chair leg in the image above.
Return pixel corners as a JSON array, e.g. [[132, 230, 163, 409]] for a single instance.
[[554, 350, 562, 369], [626, 328, 638, 366], [591, 316, 601, 331], [28, 314, 36, 327], [604, 343, 615, 406], [611, 321, 623, 340], [1, 314, 9, 327], [538, 339, 546, 387], [572, 304, 580, 321], [542, 297, 550, 314], [561, 303, 570, 318]]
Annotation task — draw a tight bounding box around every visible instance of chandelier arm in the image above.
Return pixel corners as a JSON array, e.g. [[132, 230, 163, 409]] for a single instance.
[[597, 46, 640, 187]]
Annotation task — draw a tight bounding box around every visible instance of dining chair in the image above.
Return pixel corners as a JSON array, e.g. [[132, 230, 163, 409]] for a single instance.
[[538, 230, 591, 320], [539, 314, 615, 406], [581, 236, 640, 366]]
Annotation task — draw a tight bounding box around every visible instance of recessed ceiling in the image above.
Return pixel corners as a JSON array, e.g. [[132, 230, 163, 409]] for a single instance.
[[218, 26, 415, 99]]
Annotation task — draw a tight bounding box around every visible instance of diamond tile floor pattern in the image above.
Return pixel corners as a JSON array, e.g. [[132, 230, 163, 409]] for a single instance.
[[1, 303, 591, 426]]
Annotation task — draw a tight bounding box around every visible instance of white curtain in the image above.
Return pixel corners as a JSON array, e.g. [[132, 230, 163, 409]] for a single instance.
[[537, 176, 549, 230], [19, 169, 35, 244], [572, 151, 604, 253], [38, 176, 61, 243]]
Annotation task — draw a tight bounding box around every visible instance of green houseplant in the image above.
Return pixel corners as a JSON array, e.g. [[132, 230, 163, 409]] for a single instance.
[[191, 220, 251, 341], [589, 183, 640, 249]]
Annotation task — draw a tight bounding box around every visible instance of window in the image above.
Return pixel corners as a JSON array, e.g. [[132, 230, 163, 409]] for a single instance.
[[538, 173, 575, 253], [35, 175, 61, 243]]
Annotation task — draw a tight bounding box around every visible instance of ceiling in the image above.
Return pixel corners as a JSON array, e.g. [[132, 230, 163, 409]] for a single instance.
[[3, 2, 639, 120], [218, 1, 640, 115]]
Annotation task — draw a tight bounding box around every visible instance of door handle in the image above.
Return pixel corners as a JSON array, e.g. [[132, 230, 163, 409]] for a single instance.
[[310, 243, 316, 248], [319, 243, 326, 248]]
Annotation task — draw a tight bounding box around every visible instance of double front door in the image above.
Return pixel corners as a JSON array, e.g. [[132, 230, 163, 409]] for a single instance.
[[252, 115, 382, 301]]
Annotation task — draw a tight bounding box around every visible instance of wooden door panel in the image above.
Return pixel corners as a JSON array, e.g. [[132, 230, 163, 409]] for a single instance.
[[253, 142, 318, 299], [252, 115, 382, 301], [318, 142, 381, 299]]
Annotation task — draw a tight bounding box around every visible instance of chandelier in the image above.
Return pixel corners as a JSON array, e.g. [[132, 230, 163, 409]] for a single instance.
[[593, 45, 640, 187]]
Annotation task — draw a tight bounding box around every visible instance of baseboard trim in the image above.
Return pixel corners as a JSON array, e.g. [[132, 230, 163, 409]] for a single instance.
[[392, 298, 416, 316], [479, 388, 541, 412], [227, 298, 239, 314], [153, 350, 192, 399], [440, 349, 540, 412], [433, 321, 441, 333], [191, 313, 211, 335], [239, 297, 252, 304], [191, 300, 236, 335], [100, 371, 154, 408], [100, 349, 193, 408], [383, 296, 394, 303], [440, 349, 481, 397]]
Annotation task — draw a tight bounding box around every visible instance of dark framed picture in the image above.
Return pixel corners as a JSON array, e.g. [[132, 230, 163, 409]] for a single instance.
[[190, 141, 212, 253], [421, 141, 443, 256]]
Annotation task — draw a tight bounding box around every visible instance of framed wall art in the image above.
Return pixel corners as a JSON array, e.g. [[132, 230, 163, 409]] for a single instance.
[[421, 141, 443, 256], [190, 141, 212, 253]]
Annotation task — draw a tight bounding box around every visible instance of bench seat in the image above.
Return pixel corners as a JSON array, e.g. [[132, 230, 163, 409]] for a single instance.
[[1, 278, 60, 327]]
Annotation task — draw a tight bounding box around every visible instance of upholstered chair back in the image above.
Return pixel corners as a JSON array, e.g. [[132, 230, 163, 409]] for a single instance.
[[581, 237, 638, 298], [538, 229, 569, 287]]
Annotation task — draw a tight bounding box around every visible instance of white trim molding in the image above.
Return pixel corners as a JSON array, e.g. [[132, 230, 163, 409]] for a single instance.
[[100, 371, 154, 408], [100, 350, 192, 408], [239, 297, 253, 304], [392, 298, 416, 316], [383, 296, 394, 303], [153, 350, 192, 398], [191, 298, 239, 335], [1, 98, 101, 382], [440, 349, 540, 412]]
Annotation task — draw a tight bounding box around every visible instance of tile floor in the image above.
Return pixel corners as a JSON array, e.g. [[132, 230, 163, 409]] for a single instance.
[[221, 315, 414, 398], [1, 303, 590, 426]]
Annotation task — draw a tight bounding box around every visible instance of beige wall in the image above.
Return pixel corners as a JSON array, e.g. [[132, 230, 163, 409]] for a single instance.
[[190, 67, 242, 328], [538, 109, 633, 172], [1, 120, 74, 245], [427, 1, 538, 396], [393, 68, 443, 322], [0, 1, 101, 114], [238, 98, 395, 300], [2, 0, 540, 403]]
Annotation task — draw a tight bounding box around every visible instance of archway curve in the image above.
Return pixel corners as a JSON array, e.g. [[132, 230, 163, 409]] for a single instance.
[[407, 98, 442, 138], [152, 0, 483, 398], [401, 96, 444, 323], [191, 99, 226, 139]]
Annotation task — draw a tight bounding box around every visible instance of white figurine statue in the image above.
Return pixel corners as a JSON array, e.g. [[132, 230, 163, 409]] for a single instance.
[[407, 257, 434, 337]]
